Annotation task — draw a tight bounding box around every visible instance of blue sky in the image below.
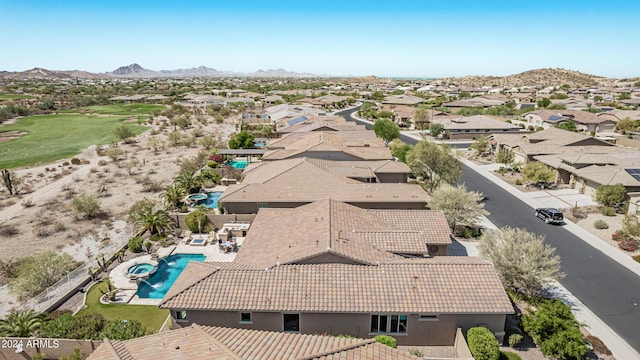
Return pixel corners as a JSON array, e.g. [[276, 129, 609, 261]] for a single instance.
[[1, 0, 638, 77]]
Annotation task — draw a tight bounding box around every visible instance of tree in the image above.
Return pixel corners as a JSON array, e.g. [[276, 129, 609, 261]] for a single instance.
[[9, 251, 79, 299], [429, 184, 488, 232], [413, 107, 431, 132], [198, 135, 217, 150], [478, 227, 564, 296], [537, 98, 551, 108], [0, 309, 45, 337], [496, 149, 514, 167], [131, 206, 171, 236], [593, 95, 603, 103], [71, 192, 102, 218], [554, 120, 578, 132], [429, 123, 445, 138], [373, 119, 400, 145], [185, 206, 210, 233], [521, 299, 587, 359], [469, 135, 490, 157], [2, 169, 20, 196], [522, 161, 555, 184], [168, 131, 182, 146], [122, 159, 140, 176], [389, 139, 412, 163], [406, 140, 462, 192], [100, 319, 146, 340], [594, 184, 626, 207], [616, 117, 637, 133], [105, 147, 124, 162], [228, 130, 255, 149], [163, 183, 186, 209], [376, 110, 394, 120], [176, 171, 203, 194], [112, 125, 135, 143]]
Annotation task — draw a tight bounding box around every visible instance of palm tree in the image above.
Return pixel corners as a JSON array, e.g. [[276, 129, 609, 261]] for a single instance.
[[0, 309, 45, 337], [133, 207, 171, 236], [176, 171, 203, 194], [163, 183, 186, 210]]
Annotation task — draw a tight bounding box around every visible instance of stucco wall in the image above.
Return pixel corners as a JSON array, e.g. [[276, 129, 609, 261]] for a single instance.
[[172, 311, 507, 346]]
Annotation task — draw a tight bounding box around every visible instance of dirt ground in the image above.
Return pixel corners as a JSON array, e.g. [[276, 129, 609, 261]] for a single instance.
[[0, 113, 238, 314]]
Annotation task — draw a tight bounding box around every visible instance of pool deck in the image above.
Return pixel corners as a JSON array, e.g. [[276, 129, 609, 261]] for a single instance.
[[109, 236, 243, 306]]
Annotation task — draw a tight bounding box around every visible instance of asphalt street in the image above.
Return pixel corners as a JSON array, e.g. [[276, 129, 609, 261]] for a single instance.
[[336, 107, 640, 353]]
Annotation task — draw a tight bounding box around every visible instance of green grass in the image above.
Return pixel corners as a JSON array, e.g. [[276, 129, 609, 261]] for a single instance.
[[78, 280, 169, 334], [0, 94, 35, 100], [0, 114, 148, 168], [61, 103, 166, 116]]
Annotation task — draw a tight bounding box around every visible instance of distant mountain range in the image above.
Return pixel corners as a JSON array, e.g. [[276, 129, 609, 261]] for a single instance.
[[0, 65, 637, 87], [0, 63, 318, 79]]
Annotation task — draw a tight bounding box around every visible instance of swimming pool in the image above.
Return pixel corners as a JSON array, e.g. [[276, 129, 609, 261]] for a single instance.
[[228, 160, 247, 169], [136, 253, 206, 299], [205, 191, 223, 209]]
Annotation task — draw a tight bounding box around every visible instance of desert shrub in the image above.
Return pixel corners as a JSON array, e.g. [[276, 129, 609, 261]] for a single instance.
[[571, 206, 587, 220], [71, 193, 101, 218], [585, 335, 611, 355], [514, 178, 522, 185], [601, 207, 616, 216], [618, 237, 639, 252], [22, 199, 35, 208], [521, 299, 587, 359], [70, 158, 82, 165], [105, 148, 124, 162], [408, 348, 424, 357], [508, 333, 523, 347], [499, 351, 522, 360], [374, 335, 397, 348], [100, 319, 146, 340], [0, 222, 19, 236], [9, 251, 80, 299], [459, 226, 483, 239], [467, 327, 499, 360], [97, 159, 107, 166], [207, 160, 220, 168], [185, 208, 210, 233], [593, 219, 609, 229], [127, 236, 144, 253], [633, 254, 640, 263]]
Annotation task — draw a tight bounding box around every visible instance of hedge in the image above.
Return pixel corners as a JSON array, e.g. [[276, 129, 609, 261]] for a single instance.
[[467, 327, 500, 360]]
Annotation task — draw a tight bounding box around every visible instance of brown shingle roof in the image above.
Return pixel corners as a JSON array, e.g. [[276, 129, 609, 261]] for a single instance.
[[160, 261, 513, 314], [88, 325, 420, 360]]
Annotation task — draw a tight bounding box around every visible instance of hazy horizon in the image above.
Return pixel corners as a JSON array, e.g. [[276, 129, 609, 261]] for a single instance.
[[2, 0, 639, 78]]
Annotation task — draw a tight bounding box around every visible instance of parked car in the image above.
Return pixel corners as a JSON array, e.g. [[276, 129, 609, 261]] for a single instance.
[[535, 208, 564, 224]]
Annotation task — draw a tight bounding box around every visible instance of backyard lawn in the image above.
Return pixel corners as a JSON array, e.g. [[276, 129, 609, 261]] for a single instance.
[[0, 113, 148, 168], [78, 280, 169, 334], [62, 103, 166, 116]]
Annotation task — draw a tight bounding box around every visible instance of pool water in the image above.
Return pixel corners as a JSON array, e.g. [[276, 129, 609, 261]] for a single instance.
[[128, 263, 154, 275], [228, 160, 248, 169], [136, 253, 206, 299], [205, 191, 223, 209], [191, 238, 206, 244]]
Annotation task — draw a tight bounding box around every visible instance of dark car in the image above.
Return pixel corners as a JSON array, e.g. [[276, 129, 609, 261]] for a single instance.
[[535, 208, 564, 224]]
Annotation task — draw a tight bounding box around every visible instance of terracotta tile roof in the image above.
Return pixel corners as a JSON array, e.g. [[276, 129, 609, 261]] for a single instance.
[[219, 170, 427, 205], [370, 209, 451, 245], [232, 200, 449, 268], [88, 325, 419, 360], [263, 132, 391, 161], [160, 261, 513, 314]]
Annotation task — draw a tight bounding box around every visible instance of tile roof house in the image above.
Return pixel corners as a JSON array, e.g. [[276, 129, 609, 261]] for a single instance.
[[490, 127, 615, 165], [430, 115, 521, 140], [219, 159, 427, 213], [262, 131, 393, 161], [524, 109, 616, 133], [277, 115, 367, 135], [382, 94, 425, 106], [233, 200, 452, 268], [159, 258, 512, 346], [88, 324, 422, 360]]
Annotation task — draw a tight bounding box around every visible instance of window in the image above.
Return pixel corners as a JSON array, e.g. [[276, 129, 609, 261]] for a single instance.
[[636, 201, 640, 216], [371, 314, 406, 334], [418, 314, 439, 321], [240, 312, 252, 323], [257, 203, 269, 210], [176, 310, 187, 321], [283, 314, 299, 332]]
